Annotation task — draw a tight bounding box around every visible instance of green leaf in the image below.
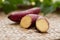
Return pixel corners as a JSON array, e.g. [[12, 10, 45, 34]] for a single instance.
[[42, 6, 56, 15], [43, 0, 52, 6], [0, 0, 2, 6], [2, 0, 24, 14], [0, 0, 60, 15], [34, 0, 41, 6], [5, 0, 24, 5], [40, 0, 55, 15], [2, 3, 17, 14], [0, 0, 2, 4], [28, 0, 35, 5], [54, 2, 60, 8]]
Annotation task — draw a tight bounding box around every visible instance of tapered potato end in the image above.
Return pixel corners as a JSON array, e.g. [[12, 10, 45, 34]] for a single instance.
[[20, 16, 32, 28], [36, 19, 49, 32]]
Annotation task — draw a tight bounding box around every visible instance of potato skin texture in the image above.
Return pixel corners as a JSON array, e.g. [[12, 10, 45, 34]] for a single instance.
[[8, 7, 40, 22]]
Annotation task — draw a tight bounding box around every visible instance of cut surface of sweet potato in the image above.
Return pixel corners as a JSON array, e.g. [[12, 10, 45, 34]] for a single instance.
[[20, 16, 32, 28], [36, 18, 49, 32], [20, 14, 49, 32], [20, 14, 39, 28]]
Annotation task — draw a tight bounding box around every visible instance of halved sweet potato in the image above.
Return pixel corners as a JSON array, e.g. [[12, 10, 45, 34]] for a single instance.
[[36, 17, 49, 32], [20, 14, 39, 28], [20, 14, 49, 32]]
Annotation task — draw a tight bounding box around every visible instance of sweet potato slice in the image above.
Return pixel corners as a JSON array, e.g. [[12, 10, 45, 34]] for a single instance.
[[20, 14, 39, 28], [36, 17, 49, 32]]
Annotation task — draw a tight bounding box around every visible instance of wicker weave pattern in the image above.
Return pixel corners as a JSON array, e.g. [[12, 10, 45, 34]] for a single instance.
[[0, 13, 60, 40]]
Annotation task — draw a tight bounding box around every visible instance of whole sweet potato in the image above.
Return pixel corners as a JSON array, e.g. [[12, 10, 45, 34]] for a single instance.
[[8, 7, 40, 22]]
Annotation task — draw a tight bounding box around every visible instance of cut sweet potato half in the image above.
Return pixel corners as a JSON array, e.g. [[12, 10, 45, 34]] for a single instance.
[[36, 17, 49, 32], [20, 14, 39, 28]]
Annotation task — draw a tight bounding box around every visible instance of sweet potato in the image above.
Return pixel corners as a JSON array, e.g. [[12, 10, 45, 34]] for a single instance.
[[36, 17, 49, 32], [20, 14, 49, 32], [8, 7, 40, 22], [20, 14, 39, 28]]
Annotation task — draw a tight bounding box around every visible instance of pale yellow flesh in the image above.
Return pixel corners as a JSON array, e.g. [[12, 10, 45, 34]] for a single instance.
[[36, 19, 48, 32], [20, 16, 32, 28]]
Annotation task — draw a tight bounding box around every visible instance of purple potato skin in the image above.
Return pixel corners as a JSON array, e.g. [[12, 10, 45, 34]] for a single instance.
[[8, 7, 40, 22]]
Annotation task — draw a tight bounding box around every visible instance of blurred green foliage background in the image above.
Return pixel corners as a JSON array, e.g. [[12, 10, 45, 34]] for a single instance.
[[0, 0, 60, 15]]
